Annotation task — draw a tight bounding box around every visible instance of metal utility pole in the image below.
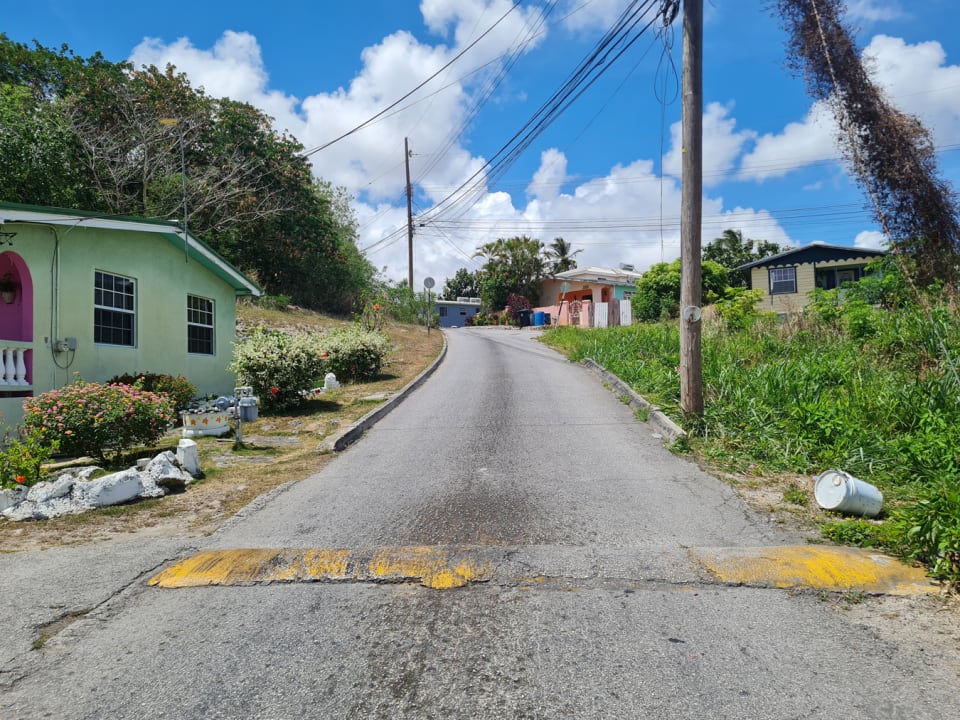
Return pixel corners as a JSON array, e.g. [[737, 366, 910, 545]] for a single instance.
[[680, 0, 704, 417], [160, 117, 189, 263], [405, 137, 414, 290]]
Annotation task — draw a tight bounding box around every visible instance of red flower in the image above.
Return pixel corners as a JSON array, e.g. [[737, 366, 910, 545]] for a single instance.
[[15, 475, 26, 484], [321, 352, 328, 359], [270, 386, 279, 395]]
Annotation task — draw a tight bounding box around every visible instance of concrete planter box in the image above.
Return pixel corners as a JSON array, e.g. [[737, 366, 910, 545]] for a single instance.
[[181, 410, 231, 438]]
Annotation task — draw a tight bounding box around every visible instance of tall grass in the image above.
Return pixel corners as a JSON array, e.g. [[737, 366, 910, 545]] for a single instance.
[[543, 300, 960, 582]]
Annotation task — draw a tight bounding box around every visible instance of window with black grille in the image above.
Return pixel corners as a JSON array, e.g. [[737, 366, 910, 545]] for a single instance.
[[187, 295, 215, 355], [94, 271, 135, 346]]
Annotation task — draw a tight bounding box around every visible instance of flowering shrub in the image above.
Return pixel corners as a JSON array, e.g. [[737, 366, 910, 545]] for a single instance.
[[230, 327, 329, 411], [0, 428, 59, 489], [107, 372, 197, 412], [231, 326, 392, 410], [322, 326, 392, 382], [503, 293, 532, 326], [22, 379, 176, 462]]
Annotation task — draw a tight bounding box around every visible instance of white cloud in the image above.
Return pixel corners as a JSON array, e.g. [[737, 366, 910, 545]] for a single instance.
[[130, 31, 304, 137], [124, 5, 800, 287], [863, 35, 960, 144], [854, 230, 888, 249], [739, 101, 838, 182], [664, 102, 756, 186], [738, 34, 960, 183], [527, 148, 569, 200], [845, 0, 905, 23], [559, 0, 634, 33]]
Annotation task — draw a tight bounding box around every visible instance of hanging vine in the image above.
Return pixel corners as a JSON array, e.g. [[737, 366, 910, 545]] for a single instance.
[[774, 0, 960, 287]]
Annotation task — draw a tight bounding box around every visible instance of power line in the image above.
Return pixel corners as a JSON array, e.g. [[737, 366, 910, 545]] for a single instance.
[[301, 0, 525, 158], [416, 0, 667, 228]]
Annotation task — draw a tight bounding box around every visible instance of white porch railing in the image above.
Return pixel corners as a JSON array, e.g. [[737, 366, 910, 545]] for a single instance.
[[0, 344, 31, 388]]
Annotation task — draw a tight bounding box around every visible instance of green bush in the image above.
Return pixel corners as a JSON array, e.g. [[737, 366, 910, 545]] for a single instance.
[[22, 379, 175, 462], [322, 326, 392, 382], [107, 372, 197, 412], [713, 287, 767, 330], [892, 480, 960, 583], [230, 327, 329, 411], [0, 428, 60, 489]]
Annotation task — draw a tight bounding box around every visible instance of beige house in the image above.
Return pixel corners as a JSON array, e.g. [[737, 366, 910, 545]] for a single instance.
[[740, 243, 886, 315]]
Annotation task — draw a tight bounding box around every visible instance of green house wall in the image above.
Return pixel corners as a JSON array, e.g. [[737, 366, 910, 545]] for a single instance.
[[0, 207, 258, 431]]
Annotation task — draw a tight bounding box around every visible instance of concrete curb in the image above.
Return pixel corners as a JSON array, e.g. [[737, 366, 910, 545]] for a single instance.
[[318, 332, 448, 453], [580, 358, 687, 443]]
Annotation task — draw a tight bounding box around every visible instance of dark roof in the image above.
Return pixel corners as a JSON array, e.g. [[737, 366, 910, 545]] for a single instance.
[[738, 243, 886, 270]]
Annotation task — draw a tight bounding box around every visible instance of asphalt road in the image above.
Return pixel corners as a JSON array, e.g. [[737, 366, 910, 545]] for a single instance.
[[1, 327, 955, 719]]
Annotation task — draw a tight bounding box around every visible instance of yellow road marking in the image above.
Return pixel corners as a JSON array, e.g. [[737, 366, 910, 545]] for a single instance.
[[148, 547, 495, 590], [148, 544, 938, 596], [692, 545, 937, 595]]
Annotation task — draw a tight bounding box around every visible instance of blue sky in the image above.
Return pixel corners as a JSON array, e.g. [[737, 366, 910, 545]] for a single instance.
[[5, 1, 960, 288]]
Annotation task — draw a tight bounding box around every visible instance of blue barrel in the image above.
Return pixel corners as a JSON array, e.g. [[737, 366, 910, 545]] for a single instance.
[[533, 311, 545, 326]]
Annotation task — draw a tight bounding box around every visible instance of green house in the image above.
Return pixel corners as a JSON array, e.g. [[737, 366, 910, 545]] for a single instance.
[[0, 202, 261, 430]]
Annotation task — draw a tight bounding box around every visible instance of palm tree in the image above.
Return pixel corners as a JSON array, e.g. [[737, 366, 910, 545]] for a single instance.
[[546, 237, 581, 275]]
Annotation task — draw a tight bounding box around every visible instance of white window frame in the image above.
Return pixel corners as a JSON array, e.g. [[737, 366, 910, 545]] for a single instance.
[[769, 266, 797, 295], [187, 294, 215, 355], [94, 270, 136, 347]]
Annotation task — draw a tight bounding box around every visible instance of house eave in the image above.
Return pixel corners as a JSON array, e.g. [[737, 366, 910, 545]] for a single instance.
[[0, 203, 262, 297]]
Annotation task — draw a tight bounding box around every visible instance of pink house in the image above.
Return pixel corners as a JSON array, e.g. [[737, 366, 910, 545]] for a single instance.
[[534, 266, 642, 328]]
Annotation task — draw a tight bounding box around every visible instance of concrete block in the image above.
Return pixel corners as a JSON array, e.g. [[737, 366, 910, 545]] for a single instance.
[[177, 439, 201, 477]]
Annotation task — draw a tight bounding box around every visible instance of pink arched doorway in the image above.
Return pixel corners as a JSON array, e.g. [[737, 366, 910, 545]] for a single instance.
[[0, 251, 34, 391]]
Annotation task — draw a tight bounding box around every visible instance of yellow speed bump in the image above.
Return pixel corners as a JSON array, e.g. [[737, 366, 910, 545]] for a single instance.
[[148, 547, 496, 590], [692, 545, 938, 595]]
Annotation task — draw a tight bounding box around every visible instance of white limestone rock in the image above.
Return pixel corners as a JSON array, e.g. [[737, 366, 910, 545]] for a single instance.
[[26, 475, 75, 503], [0, 486, 27, 513], [143, 451, 193, 494], [72, 468, 143, 508]]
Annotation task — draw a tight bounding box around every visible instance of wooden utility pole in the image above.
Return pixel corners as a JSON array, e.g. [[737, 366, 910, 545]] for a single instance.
[[405, 137, 414, 290], [680, 0, 704, 417]]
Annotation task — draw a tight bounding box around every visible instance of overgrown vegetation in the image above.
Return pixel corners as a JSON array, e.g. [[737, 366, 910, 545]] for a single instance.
[[543, 262, 960, 584]]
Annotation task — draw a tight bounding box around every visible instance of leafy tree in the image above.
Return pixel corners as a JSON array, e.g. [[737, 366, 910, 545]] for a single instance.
[[0, 83, 85, 206], [546, 237, 582, 274], [0, 35, 374, 314], [474, 235, 547, 310], [703, 229, 784, 287], [441, 268, 481, 300], [633, 258, 728, 322]]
